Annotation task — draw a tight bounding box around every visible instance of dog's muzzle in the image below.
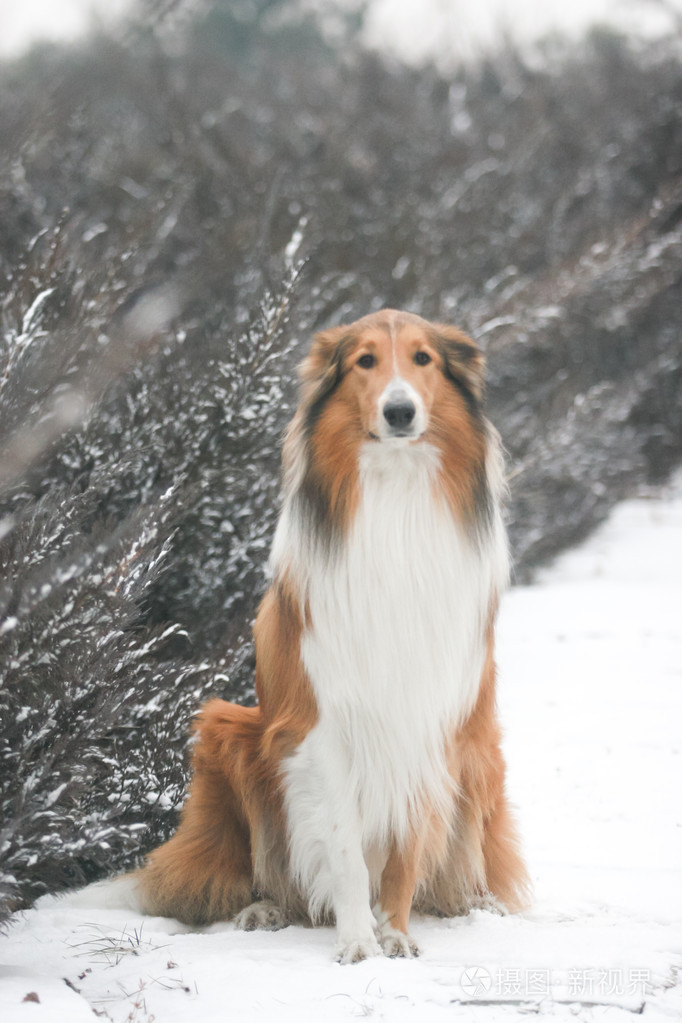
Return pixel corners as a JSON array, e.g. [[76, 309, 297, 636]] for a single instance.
[[377, 378, 425, 440], [383, 400, 417, 436]]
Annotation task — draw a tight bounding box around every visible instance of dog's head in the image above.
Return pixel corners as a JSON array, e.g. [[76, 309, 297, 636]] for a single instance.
[[281, 309, 496, 546], [297, 309, 486, 446]]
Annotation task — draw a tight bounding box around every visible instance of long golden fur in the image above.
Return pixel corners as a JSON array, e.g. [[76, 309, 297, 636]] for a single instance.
[[136, 309, 530, 960]]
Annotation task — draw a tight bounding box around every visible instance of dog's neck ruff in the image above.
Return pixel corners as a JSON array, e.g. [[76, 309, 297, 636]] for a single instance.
[[274, 440, 508, 860]]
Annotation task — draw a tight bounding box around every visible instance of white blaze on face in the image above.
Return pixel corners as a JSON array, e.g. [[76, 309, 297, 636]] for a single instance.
[[376, 376, 427, 441]]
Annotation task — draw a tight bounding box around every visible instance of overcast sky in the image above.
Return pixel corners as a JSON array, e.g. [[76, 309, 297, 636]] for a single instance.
[[0, 0, 680, 60]]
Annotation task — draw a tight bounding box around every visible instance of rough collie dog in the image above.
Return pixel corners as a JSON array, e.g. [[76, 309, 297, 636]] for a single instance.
[[137, 309, 529, 962]]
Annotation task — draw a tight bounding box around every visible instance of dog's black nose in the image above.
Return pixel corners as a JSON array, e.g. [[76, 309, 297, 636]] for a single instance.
[[383, 401, 416, 431]]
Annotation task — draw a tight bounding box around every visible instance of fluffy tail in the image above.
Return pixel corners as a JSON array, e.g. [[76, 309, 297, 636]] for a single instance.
[[44, 873, 145, 912], [135, 700, 262, 925]]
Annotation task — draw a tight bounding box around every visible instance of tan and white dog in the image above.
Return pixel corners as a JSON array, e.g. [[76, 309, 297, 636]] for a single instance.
[[137, 309, 529, 963]]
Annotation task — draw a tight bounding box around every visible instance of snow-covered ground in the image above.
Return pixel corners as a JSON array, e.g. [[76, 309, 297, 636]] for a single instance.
[[1, 476, 681, 1021]]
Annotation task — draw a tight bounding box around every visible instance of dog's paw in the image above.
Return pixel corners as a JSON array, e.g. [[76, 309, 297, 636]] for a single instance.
[[379, 928, 421, 959], [372, 905, 421, 958], [335, 935, 383, 965], [234, 900, 288, 932], [469, 892, 507, 915]]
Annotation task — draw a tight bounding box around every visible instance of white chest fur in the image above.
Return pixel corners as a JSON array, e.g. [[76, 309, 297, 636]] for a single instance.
[[279, 442, 507, 867]]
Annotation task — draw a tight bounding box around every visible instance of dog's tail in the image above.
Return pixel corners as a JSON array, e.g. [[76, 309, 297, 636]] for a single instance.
[[135, 699, 263, 925], [41, 872, 144, 913]]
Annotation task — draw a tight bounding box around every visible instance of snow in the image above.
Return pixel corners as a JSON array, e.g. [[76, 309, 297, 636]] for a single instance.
[[284, 218, 308, 267], [1, 476, 681, 1021], [18, 288, 55, 341]]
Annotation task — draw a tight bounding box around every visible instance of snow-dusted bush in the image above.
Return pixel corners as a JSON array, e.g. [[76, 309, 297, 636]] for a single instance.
[[0, 240, 305, 919], [0, 5, 680, 921]]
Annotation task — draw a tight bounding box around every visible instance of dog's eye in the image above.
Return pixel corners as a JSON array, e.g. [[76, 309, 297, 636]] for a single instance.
[[357, 353, 375, 369], [414, 351, 432, 366]]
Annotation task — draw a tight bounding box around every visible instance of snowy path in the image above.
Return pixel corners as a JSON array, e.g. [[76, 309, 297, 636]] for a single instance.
[[2, 480, 681, 1022]]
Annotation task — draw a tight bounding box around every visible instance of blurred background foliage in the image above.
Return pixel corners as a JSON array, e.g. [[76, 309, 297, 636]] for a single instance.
[[0, 0, 680, 921]]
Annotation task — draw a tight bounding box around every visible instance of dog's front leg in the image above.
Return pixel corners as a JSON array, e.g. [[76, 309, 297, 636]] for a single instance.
[[282, 732, 382, 963], [328, 816, 383, 964], [373, 828, 424, 958]]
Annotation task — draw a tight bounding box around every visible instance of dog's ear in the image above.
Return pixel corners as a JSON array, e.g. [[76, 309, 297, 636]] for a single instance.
[[282, 325, 356, 497], [299, 325, 355, 427], [429, 323, 486, 404]]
